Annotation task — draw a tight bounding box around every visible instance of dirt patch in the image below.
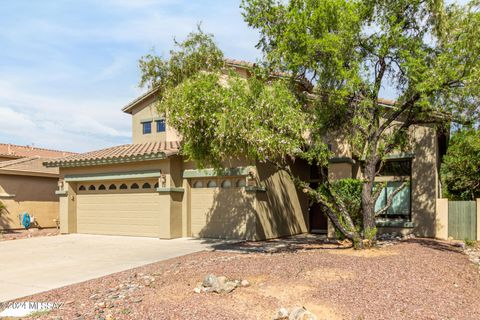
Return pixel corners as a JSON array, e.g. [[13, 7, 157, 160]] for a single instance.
[[12, 239, 480, 320], [304, 303, 342, 320], [327, 246, 399, 257], [304, 267, 355, 281], [0, 228, 59, 241]]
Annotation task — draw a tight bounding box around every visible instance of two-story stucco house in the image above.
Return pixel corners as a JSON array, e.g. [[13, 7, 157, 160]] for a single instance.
[[45, 59, 447, 240]]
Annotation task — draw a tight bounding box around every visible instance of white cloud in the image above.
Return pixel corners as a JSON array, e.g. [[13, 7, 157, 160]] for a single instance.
[[0, 107, 36, 132], [0, 77, 131, 152], [0, 1, 261, 152]]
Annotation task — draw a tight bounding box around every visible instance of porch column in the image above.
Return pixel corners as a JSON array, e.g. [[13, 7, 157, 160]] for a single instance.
[[477, 199, 480, 241], [435, 198, 449, 240]]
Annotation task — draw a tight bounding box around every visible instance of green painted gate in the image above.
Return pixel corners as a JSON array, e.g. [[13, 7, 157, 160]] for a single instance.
[[448, 201, 477, 240]]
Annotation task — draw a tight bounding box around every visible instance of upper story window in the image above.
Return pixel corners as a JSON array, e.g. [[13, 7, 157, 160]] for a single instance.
[[142, 121, 152, 134], [156, 119, 166, 132]]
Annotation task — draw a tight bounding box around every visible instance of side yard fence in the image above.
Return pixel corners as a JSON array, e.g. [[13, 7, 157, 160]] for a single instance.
[[436, 199, 480, 241]]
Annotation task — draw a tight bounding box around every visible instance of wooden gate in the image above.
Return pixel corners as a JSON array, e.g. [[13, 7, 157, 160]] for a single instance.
[[448, 201, 477, 240]]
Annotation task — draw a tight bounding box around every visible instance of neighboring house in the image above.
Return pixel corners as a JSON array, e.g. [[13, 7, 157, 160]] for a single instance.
[[0, 156, 66, 230], [0, 143, 73, 162], [45, 59, 447, 240]]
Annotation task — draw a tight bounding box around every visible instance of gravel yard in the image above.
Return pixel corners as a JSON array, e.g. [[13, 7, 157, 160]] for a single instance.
[[14, 238, 480, 320], [0, 228, 59, 241]]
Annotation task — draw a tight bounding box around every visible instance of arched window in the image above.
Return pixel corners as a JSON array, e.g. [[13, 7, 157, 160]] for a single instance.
[[109, 184, 117, 190], [236, 179, 246, 187], [119, 183, 128, 190], [154, 182, 159, 188], [79, 185, 86, 191], [221, 180, 232, 188], [131, 183, 139, 189], [193, 181, 203, 188], [207, 180, 217, 188], [98, 184, 106, 190], [88, 185, 96, 191], [142, 182, 151, 189]]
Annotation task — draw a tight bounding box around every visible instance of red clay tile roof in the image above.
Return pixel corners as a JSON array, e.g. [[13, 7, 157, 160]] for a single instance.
[[44, 141, 181, 167], [0, 143, 75, 160], [0, 156, 59, 176]]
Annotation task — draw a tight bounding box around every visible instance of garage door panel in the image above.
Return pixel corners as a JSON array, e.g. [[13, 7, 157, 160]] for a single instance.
[[77, 192, 164, 237], [190, 188, 249, 239]]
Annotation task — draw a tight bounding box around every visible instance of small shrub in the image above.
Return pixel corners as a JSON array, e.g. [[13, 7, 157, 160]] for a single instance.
[[330, 178, 363, 232], [465, 239, 476, 247]]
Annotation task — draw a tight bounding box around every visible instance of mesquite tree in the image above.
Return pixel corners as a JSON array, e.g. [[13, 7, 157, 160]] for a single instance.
[[441, 128, 480, 200], [139, 0, 480, 247]]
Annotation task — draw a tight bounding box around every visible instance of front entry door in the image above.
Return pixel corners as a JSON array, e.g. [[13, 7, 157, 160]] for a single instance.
[[309, 202, 328, 233]]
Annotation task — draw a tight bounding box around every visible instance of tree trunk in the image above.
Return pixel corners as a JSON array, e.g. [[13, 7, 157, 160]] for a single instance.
[[362, 158, 377, 242]]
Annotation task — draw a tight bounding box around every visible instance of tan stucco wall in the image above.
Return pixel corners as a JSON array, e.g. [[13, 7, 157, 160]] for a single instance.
[[410, 124, 438, 237], [328, 163, 353, 180], [0, 174, 59, 230], [58, 160, 170, 179], [254, 160, 309, 240], [435, 198, 449, 240], [170, 192, 184, 238], [130, 97, 180, 144]]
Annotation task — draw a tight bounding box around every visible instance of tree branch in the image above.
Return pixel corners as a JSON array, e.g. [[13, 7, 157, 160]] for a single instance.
[[375, 180, 409, 216]]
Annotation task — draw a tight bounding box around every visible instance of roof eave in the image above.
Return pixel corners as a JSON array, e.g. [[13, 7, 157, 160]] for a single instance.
[[121, 87, 160, 114], [0, 169, 58, 178], [44, 152, 173, 168]]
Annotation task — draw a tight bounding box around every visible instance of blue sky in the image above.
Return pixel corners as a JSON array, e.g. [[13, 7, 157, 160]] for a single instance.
[[0, 0, 468, 153], [0, 0, 260, 152]]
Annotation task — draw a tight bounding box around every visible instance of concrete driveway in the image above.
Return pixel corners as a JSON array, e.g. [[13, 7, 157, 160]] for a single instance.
[[0, 234, 217, 302]]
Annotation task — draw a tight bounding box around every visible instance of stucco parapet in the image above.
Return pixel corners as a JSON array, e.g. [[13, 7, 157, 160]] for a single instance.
[[156, 187, 185, 193], [64, 170, 162, 182], [183, 166, 253, 178]]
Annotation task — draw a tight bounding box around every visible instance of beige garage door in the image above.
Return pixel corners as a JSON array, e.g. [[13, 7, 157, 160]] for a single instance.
[[77, 192, 163, 237], [190, 178, 250, 239]]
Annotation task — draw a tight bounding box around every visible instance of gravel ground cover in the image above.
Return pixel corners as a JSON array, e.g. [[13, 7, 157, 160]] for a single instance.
[[0, 228, 59, 241], [10, 238, 480, 320]]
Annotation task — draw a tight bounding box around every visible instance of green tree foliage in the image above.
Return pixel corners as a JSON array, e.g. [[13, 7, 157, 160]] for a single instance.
[[441, 129, 480, 200], [330, 179, 363, 227], [139, 1, 480, 247]]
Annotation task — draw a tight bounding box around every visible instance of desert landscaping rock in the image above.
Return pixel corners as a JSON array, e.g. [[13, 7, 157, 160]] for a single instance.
[[464, 244, 480, 266], [275, 307, 290, 319], [202, 274, 219, 287], [90, 294, 101, 300], [274, 306, 317, 320], [195, 274, 244, 294], [18, 239, 480, 320]]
